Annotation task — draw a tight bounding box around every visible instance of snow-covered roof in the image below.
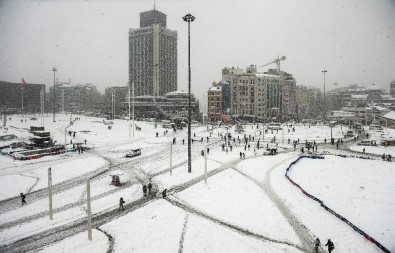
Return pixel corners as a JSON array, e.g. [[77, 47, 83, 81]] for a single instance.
[[381, 94, 391, 99], [209, 87, 221, 91], [166, 91, 188, 95], [255, 73, 279, 78], [382, 111, 395, 120], [351, 94, 368, 99], [372, 106, 390, 112], [366, 84, 380, 90], [347, 88, 365, 92], [331, 111, 356, 117]]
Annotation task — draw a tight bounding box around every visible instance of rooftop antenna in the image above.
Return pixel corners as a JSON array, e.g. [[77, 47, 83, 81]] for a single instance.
[[154, 0, 156, 10]]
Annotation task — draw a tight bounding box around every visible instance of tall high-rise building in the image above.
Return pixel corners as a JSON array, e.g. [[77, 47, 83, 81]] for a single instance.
[[129, 9, 177, 97]]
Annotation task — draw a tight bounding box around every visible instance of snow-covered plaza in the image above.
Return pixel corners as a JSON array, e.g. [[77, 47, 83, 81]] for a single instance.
[[0, 114, 394, 253]]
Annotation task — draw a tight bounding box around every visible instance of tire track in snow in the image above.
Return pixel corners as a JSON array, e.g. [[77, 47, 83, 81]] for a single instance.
[[166, 195, 307, 253], [21, 174, 40, 194], [96, 227, 114, 253], [0, 181, 135, 230], [0, 195, 159, 253], [178, 214, 189, 253], [0, 162, 110, 214], [262, 156, 318, 252]]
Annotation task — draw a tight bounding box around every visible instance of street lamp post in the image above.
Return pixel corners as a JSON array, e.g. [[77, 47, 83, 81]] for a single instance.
[[322, 70, 327, 122], [183, 13, 195, 173], [52, 68, 57, 122]]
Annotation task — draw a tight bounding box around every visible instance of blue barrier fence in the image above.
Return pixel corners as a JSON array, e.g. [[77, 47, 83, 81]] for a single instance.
[[285, 154, 391, 253]]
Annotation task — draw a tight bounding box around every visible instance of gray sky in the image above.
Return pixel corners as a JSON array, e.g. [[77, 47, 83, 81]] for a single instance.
[[1, 0, 394, 106]]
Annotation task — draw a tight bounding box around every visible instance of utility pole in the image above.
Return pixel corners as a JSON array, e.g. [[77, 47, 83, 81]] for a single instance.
[[128, 86, 131, 138], [61, 89, 65, 114], [204, 145, 207, 185], [48, 167, 53, 220], [169, 142, 173, 175], [112, 89, 115, 120], [2, 107, 6, 127], [52, 68, 57, 122], [132, 82, 135, 138], [322, 70, 327, 122], [87, 179, 92, 241], [41, 87, 44, 126]]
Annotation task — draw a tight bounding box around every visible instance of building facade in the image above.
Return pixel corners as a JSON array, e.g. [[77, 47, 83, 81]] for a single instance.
[[222, 65, 296, 121], [49, 81, 102, 114], [0, 81, 45, 113], [390, 80, 395, 98], [104, 86, 129, 118], [129, 9, 177, 97], [122, 91, 200, 121], [207, 81, 231, 122], [295, 85, 322, 119]]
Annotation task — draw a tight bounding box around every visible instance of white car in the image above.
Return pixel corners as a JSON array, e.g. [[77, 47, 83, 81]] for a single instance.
[[126, 148, 141, 158]]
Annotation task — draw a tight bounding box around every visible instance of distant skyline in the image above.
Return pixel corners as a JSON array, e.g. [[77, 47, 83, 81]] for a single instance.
[[1, 0, 394, 106]]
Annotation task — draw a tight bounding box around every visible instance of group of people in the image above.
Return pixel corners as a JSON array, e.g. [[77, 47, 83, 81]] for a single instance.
[[142, 182, 153, 196], [382, 153, 392, 161], [239, 152, 246, 159], [314, 238, 335, 253]]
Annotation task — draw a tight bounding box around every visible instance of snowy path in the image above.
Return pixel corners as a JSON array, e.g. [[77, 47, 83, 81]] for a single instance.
[[166, 195, 307, 252], [0, 159, 110, 214]]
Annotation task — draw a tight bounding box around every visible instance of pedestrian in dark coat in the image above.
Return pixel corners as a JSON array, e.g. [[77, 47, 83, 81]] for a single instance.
[[148, 182, 152, 195], [314, 238, 321, 253], [142, 185, 147, 196], [119, 197, 125, 211], [162, 189, 167, 198], [20, 193, 26, 205], [325, 239, 334, 253]]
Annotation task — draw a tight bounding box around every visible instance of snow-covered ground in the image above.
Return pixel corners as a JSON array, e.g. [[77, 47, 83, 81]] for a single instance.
[[0, 113, 394, 252]]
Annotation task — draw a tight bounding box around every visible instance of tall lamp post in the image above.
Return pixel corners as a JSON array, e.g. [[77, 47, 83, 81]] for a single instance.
[[322, 70, 327, 123], [52, 68, 57, 122], [183, 13, 195, 173]]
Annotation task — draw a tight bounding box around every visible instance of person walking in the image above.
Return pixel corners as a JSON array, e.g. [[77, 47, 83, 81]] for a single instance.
[[20, 193, 26, 206], [162, 189, 167, 198], [119, 197, 125, 211], [142, 185, 147, 196], [148, 182, 152, 195], [325, 239, 334, 253], [313, 237, 321, 253]]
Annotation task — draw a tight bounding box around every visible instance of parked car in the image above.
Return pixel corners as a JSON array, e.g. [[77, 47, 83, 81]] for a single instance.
[[357, 140, 377, 146], [125, 148, 141, 158], [346, 130, 354, 137]]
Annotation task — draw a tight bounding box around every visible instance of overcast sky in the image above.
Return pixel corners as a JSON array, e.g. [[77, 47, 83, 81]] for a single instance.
[[1, 0, 394, 106]]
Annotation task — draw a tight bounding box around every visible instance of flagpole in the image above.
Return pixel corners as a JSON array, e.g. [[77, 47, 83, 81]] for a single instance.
[[132, 82, 135, 138], [21, 79, 24, 116], [128, 86, 131, 138]]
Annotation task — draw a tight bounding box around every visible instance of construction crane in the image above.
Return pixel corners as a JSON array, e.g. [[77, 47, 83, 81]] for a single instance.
[[259, 55, 286, 75]]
